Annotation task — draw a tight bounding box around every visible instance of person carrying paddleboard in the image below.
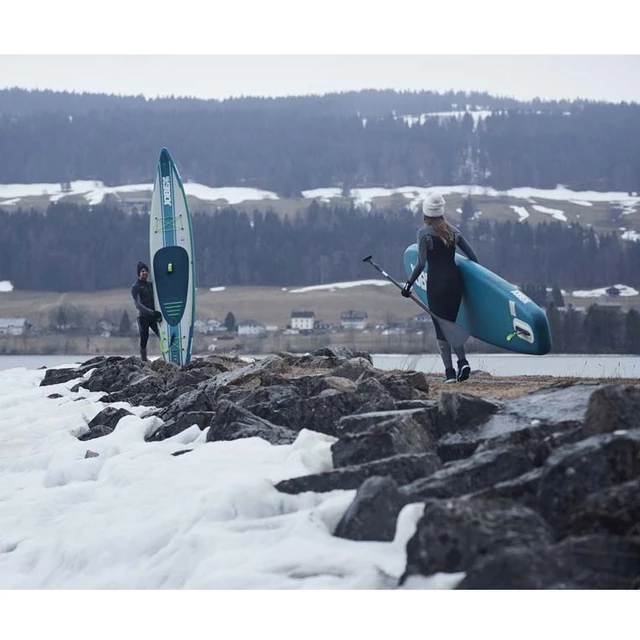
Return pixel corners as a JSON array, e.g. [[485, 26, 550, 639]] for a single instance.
[[402, 193, 479, 383], [131, 261, 162, 361]]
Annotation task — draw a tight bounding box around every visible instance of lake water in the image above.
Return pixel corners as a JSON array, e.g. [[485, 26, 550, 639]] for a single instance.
[[1, 353, 639, 378]]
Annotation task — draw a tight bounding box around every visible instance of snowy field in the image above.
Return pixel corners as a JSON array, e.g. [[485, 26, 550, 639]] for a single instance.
[[0, 363, 457, 590]]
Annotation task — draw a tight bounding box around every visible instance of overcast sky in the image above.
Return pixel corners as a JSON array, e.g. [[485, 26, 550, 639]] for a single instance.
[[2, 2, 639, 103], [1, 55, 640, 103]]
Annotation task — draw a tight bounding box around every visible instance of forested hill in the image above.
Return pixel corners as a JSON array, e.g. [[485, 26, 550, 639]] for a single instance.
[[1, 88, 639, 194], [2, 202, 639, 292]]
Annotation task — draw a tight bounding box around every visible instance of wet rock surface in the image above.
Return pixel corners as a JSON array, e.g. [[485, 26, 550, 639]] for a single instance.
[[41, 351, 640, 589]]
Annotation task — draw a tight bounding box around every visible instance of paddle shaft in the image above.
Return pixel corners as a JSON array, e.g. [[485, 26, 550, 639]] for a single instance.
[[362, 255, 470, 348]]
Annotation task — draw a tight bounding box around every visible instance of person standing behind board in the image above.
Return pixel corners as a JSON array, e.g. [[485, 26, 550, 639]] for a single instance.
[[131, 261, 162, 361], [401, 193, 479, 383]]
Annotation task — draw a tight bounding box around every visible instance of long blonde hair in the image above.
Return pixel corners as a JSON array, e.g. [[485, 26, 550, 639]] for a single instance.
[[425, 215, 456, 247]]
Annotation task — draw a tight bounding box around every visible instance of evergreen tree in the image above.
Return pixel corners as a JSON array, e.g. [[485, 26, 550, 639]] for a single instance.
[[624, 309, 640, 354], [224, 312, 237, 332], [546, 303, 563, 352], [551, 284, 565, 308]]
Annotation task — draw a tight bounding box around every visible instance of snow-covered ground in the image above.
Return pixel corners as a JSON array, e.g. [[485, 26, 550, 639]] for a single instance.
[[1, 181, 639, 215], [571, 284, 639, 298], [0, 364, 451, 590], [510, 205, 530, 222], [288, 280, 390, 293]]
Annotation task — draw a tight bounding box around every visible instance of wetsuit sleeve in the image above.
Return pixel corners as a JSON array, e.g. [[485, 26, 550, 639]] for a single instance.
[[131, 283, 155, 316], [456, 234, 479, 263], [407, 233, 432, 286]]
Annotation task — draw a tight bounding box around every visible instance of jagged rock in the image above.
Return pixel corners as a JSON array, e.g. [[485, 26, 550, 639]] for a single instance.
[[437, 391, 502, 436], [166, 370, 209, 389], [436, 439, 481, 463], [552, 534, 640, 589], [331, 414, 436, 468], [78, 424, 114, 441], [583, 384, 640, 437], [171, 449, 193, 457], [206, 399, 297, 445], [336, 406, 438, 437], [47, 393, 64, 399], [77, 406, 133, 441], [455, 544, 576, 589], [79, 357, 147, 394], [476, 383, 601, 441], [275, 452, 442, 494], [103, 373, 167, 404], [40, 366, 87, 386], [536, 429, 640, 532], [470, 468, 544, 511], [452, 533, 640, 590], [401, 498, 554, 580], [158, 387, 217, 422], [331, 357, 374, 381], [564, 477, 640, 537], [377, 372, 426, 401], [84, 450, 99, 459], [353, 377, 397, 414], [312, 346, 361, 365], [402, 444, 538, 501], [334, 476, 411, 541], [474, 420, 582, 457], [202, 355, 288, 391], [146, 411, 215, 442]]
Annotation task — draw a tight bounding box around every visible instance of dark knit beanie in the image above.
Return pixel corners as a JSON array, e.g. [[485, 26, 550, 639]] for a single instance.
[[137, 261, 149, 275]]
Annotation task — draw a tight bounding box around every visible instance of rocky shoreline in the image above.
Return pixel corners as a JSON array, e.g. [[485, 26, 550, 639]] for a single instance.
[[40, 348, 640, 589]]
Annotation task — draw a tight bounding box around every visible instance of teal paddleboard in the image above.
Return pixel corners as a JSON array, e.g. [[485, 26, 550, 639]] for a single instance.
[[403, 244, 552, 355], [149, 148, 196, 365]]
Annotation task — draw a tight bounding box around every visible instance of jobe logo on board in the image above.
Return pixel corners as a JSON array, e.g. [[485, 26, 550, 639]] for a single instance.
[[162, 176, 172, 206]]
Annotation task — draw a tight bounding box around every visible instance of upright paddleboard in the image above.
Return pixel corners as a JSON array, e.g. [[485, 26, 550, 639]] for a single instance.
[[404, 244, 552, 355], [149, 148, 196, 365]]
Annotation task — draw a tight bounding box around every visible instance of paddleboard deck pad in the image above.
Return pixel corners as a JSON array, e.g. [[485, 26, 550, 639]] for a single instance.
[[404, 243, 552, 355], [150, 148, 196, 365]]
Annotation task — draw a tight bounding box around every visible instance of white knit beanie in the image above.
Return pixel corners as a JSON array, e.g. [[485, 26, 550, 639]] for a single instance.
[[422, 193, 446, 217]]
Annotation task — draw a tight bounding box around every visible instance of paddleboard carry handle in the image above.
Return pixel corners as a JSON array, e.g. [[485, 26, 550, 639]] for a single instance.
[[362, 254, 470, 348]]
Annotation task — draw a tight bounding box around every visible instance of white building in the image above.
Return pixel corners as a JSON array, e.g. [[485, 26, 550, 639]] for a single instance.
[[0, 318, 28, 336], [341, 310, 368, 330], [290, 310, 315, 331], [237, 319, 267, 337]]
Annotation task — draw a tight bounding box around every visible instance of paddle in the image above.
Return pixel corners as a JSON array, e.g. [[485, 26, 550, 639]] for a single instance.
[[362, 254, 470, 348]]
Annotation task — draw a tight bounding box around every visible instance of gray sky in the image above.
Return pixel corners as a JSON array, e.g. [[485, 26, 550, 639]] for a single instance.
[[1, 55, 640, 103], [2, 1, 639, 103]]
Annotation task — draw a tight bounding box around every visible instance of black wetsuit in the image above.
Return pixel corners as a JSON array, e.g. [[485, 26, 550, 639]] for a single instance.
[[131, 278, 160, 350], [407, 225, 478, 341]]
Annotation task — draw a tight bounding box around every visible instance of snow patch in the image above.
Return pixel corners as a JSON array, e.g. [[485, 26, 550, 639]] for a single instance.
[[302, 188, 343, 201], [571, 284, 639, 298], [289, 280, 390, 293], [510, 205, 530, 222], [0, 280, 14, 292], [208, 287, 226, 292], [531, 204, 567, 222], [621, 230, 640, 242]]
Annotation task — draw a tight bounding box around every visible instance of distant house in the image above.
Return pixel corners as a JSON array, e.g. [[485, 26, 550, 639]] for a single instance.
[[341, 310, 368, 330], [290, 310, 315, 331], [0, 317, 28, 336], [314, 319, 334, 332], [237, 319, 267, 337], [194, 318, 226, 334]]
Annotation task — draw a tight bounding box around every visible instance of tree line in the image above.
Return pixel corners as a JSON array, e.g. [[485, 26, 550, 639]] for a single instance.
[[1, 89, 640, 194], [1, 200, 639, 292]]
